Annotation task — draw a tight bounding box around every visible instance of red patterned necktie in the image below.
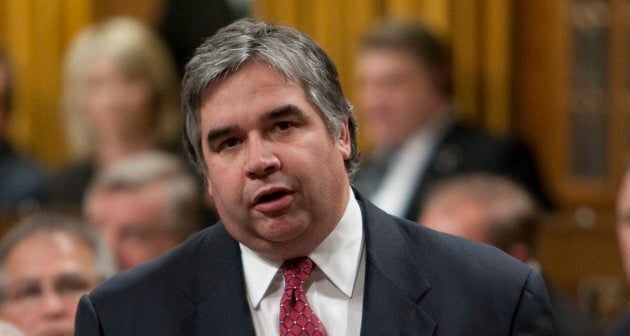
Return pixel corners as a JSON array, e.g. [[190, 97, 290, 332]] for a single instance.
[[279, 257, 328, 336]]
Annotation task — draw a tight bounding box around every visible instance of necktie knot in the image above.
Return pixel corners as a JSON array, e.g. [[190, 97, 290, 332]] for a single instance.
[[279, 257, 327, 336], [281, 257, 315, 290]]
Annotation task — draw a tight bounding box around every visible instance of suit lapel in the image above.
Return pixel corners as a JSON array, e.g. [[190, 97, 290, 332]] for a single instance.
[[177, 224, 256, 336], [358, 194, 436, 336]]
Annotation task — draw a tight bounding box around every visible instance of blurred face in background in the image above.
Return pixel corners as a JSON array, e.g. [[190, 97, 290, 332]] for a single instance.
[[0, 232, 99, 336], [83, 57, 156, 141], [355, 48, 446, 148], [86, 183, 181, 270], [617, 172, 630, 280]]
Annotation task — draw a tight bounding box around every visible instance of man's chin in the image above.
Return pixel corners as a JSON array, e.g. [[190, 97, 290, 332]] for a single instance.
[[248, 229, 315, 259], [258, 219, 309, 243]]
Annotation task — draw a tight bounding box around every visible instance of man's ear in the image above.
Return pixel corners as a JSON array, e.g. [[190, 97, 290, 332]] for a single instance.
[[337, 119, 351, 160]]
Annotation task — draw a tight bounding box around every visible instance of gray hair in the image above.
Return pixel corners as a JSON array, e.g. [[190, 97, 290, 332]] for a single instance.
[[84, 150, 201, 238], [0, 213, 117, 300], [62, 17, 180, 160], [182, 18, 359, 180]]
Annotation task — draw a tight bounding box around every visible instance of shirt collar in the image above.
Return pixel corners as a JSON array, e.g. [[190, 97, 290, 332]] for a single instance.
[[240, 187, 364, 307]]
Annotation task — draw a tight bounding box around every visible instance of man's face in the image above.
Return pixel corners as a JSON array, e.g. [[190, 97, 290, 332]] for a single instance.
[[355, 48, 446, 148], [199, 62, 351, 260], [87, 183, 181, 270], [0, 233, 99, 336], [617, 173, 630, 280]]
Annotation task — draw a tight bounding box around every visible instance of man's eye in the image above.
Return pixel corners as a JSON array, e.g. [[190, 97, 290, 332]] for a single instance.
[[275, 121, 294, 131], [219, 138, 241, 151], [56, 276, 91, 295], [9, 285, 41, 301]]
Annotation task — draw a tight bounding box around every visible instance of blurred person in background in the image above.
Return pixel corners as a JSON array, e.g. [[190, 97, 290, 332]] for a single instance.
[[0, 48, 46, 213], [45, 17, 182, 209], [0, 321, 24, 336], [420, 173, 603, 336], [0, 212, 115, 336], [606, 168, 630, 335], [353, 20, 552, 221], [84, 150, 203, 270]]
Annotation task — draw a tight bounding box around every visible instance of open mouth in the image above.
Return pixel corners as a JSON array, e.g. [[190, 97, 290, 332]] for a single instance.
[[253, 188, 294, 214], [257, 190, 290, 204]]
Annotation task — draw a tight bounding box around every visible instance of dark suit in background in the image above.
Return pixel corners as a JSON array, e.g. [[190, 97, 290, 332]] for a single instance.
[[354, 122, 553, 221], [75, 195, 557, 335], [354, 21, 553, 222]]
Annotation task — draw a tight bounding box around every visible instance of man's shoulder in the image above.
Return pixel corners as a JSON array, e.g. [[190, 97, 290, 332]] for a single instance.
[[399, 214, 529, 278], [362, 202, 556, 334], [365, 201, 532, 288]]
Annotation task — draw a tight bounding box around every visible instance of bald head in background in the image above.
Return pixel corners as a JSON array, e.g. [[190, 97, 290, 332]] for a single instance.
[[420, 173, 537, 262]]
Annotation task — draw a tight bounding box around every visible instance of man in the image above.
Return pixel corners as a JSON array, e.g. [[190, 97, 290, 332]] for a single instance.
[[606, 169, 630, 335], [0, 48, 46, 213], [421, 174, 538, 258], [353, 20, 552, 221], [0, 213, 115, 336], [84, 150, 203, 270], [420, 173, 603, 336], [75, 18, 557, 335]]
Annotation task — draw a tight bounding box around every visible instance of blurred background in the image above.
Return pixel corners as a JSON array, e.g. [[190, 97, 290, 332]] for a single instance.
[[0, 0, 628, 325]]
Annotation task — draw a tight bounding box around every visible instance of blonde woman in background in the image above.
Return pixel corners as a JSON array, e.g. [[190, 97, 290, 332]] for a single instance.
[[45, 17, 181, 209]]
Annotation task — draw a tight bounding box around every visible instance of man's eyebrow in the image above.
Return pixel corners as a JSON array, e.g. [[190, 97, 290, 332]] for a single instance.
[[206, 105, 305, 144], [259, 105, 306, 123], [206, 125, 237, 144]]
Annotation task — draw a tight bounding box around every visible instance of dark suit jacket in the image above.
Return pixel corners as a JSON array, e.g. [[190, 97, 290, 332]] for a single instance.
[[75, 194, 557, 335], [354, 122, 553, 221]]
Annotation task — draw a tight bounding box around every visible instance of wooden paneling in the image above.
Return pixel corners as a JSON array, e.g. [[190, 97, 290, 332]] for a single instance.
[[451, 1, 481, 125], [93, 0, 163, 25], [538, 211, 627, 321], [482, 0, 512, 134], [514, 0, 627, 209], [0, 0, 93, 166]]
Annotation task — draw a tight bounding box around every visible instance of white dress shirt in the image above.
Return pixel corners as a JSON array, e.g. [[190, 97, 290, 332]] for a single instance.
[[241, 188, 365, 336], [371, 113, 453, 217]]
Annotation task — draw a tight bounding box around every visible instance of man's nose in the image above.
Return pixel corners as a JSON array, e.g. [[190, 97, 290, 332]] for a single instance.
[[244, 137, 280, 179], [40, 289, 66, 317]]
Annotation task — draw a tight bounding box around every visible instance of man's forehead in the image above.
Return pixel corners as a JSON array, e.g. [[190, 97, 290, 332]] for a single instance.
[[6, 233, 89, 261], [2, 235, 95, 280], [210, 60, 299, 90]]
